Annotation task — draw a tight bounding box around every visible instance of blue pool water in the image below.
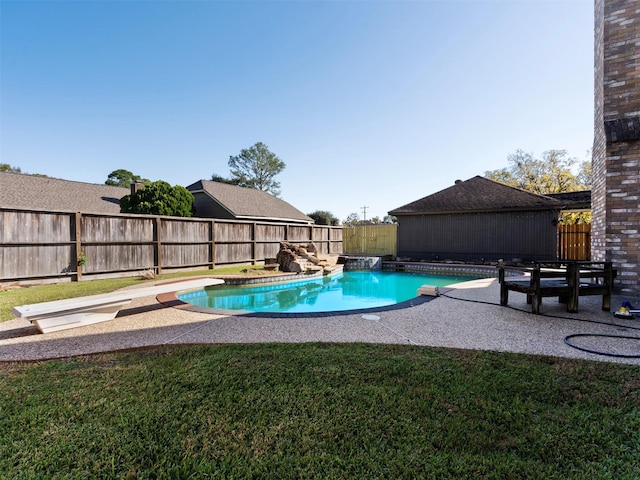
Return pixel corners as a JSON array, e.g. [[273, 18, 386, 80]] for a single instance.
[[177, 270, 480, 314]]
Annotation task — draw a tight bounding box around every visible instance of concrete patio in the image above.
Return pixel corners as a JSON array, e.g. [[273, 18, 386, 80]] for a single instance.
[[2, 277, 640, 365]]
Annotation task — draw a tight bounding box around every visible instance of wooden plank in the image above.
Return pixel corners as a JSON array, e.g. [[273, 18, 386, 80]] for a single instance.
[[75, 212, 83, 281]]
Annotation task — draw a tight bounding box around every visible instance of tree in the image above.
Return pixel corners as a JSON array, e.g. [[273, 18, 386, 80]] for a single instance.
[[0, 164, 21, 173], [106, 169, 149, 187], [119, 181, 195, 217], [484, 149, 588, 194], [383, 215, 397, 224], [307, 210, 340, 226], [210, 173, 241, 185], [577, 159, 592, 189], [485, 149, 592, 224], [228, 142, 285, 196], [343, 212, 360, 226]]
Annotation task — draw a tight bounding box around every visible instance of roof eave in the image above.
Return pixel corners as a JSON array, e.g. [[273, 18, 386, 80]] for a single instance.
[[233, 214, 313, 224], [390, 206, 563, 216]]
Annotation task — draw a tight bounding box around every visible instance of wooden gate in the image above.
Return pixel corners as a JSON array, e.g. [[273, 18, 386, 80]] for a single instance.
[[343, 224, 397, 256], [558, 224, 591, 261]]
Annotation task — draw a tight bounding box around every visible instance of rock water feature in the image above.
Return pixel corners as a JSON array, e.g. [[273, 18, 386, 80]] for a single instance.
[[274, 242, 339, 275]]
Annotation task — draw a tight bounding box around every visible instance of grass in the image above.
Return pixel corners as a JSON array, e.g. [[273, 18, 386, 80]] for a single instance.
[[2, 268, 640, 477], [0, 266, 253, 322], [1, 343, 639, 479]]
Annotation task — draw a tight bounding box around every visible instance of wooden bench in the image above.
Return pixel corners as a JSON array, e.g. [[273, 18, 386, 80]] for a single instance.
[[498, 261, 614, 314], [12, 277, 224, 334]]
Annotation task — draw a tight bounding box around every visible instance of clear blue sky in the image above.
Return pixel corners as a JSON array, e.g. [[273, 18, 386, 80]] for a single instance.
[[1, 0, 594, 223]]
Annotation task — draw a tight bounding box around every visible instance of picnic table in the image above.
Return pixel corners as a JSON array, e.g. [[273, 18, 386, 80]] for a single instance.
[[498, 261, 615, 314]]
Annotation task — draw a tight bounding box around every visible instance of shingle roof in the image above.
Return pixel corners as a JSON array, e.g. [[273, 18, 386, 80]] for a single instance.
[[0, 172, 129, 214], [187, 180, 313, 223], [388, 176, 564, 215], [545, 190, 591, 209]]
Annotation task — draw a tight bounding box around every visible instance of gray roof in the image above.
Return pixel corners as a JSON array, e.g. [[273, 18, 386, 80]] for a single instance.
[[545, 190, 591, 209], [0, 172, 129, 214], [388, 176, 565, 215], [187, 180, 313, 223]]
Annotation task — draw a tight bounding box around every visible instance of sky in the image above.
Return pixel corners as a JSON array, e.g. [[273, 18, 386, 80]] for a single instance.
[[1, 0, 595, 223]]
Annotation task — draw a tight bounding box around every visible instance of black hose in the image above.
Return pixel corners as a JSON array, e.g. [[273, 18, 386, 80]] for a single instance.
[[563, 334, 640, 359], [440, 292, 640, 358]]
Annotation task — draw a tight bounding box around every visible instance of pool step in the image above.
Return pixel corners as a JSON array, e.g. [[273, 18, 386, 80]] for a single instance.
[[417, 285, 440, 297]]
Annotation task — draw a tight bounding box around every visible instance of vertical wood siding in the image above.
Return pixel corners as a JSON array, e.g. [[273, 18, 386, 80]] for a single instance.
[[215, 222, 252, 242], [81, 215, 153, 243], [83, 244, 155, 273], [343, 225, 398, 256], [0, 208, 342, 283], [558, 224, 591, 261], [288, 226, 313, 242], [0, 245, 74, 278], [1, 210, 71, 243], [396, 211, 558, 263]]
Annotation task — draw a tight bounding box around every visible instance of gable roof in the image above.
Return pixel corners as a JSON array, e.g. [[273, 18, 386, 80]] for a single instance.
[[0, 172, 129, 214], [388, 176, 565, 216], [186, 180, 313, 223]]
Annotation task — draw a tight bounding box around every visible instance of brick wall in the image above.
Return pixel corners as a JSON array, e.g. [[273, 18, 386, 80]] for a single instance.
[[593, 0, 640, 293], [593, 0, 606, 263]]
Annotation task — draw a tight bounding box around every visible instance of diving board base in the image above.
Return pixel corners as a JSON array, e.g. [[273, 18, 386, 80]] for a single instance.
[[30, 300, 132, 334]]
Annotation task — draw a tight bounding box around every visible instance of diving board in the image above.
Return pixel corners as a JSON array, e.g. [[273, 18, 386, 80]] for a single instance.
[[12, 278, 224, 334]]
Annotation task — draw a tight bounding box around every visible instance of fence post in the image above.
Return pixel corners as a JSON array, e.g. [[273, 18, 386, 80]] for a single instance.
[[252, 222, 257, 265], [210, 219, 215, 269], [74, 212, 83, 282], [154, 216, 162, 275]]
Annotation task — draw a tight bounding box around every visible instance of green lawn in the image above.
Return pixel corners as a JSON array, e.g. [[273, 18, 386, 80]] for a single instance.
[[2, 343, 639, 479], [2, 269, 640, 478], [0, 266, 251, 322]]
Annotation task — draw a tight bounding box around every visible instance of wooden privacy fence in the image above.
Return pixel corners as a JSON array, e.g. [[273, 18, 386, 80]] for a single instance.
[[0, 208, 343, 283], [342, 224, 397, 256], [558, 224, 591, 261]]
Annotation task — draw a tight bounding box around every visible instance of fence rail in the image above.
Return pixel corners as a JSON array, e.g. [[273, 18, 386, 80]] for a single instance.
[[0, 208, 343, 284]]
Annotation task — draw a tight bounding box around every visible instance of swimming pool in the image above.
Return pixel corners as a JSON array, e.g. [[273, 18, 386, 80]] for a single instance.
[[177, 270, 480, 314]]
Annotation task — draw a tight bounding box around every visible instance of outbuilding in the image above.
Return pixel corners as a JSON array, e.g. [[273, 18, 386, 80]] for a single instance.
[[388, 176, 581, 263]]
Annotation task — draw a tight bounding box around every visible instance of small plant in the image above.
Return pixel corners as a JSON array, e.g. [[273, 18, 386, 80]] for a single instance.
[[77, 252, 87, 267]]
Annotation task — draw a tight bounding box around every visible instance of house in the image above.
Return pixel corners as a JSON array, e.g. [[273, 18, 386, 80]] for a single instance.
[[0, 171, 129, 214], [186, 180, 313, 224], [388, 176, 586, 263], [0, 173, 314, 224]]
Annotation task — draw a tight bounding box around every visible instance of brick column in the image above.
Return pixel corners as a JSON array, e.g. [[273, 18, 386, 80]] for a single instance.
[[593, 0, 640, 294]]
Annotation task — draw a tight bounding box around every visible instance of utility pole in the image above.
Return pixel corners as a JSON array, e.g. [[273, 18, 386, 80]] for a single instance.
[[361, 206, 368, 222]]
